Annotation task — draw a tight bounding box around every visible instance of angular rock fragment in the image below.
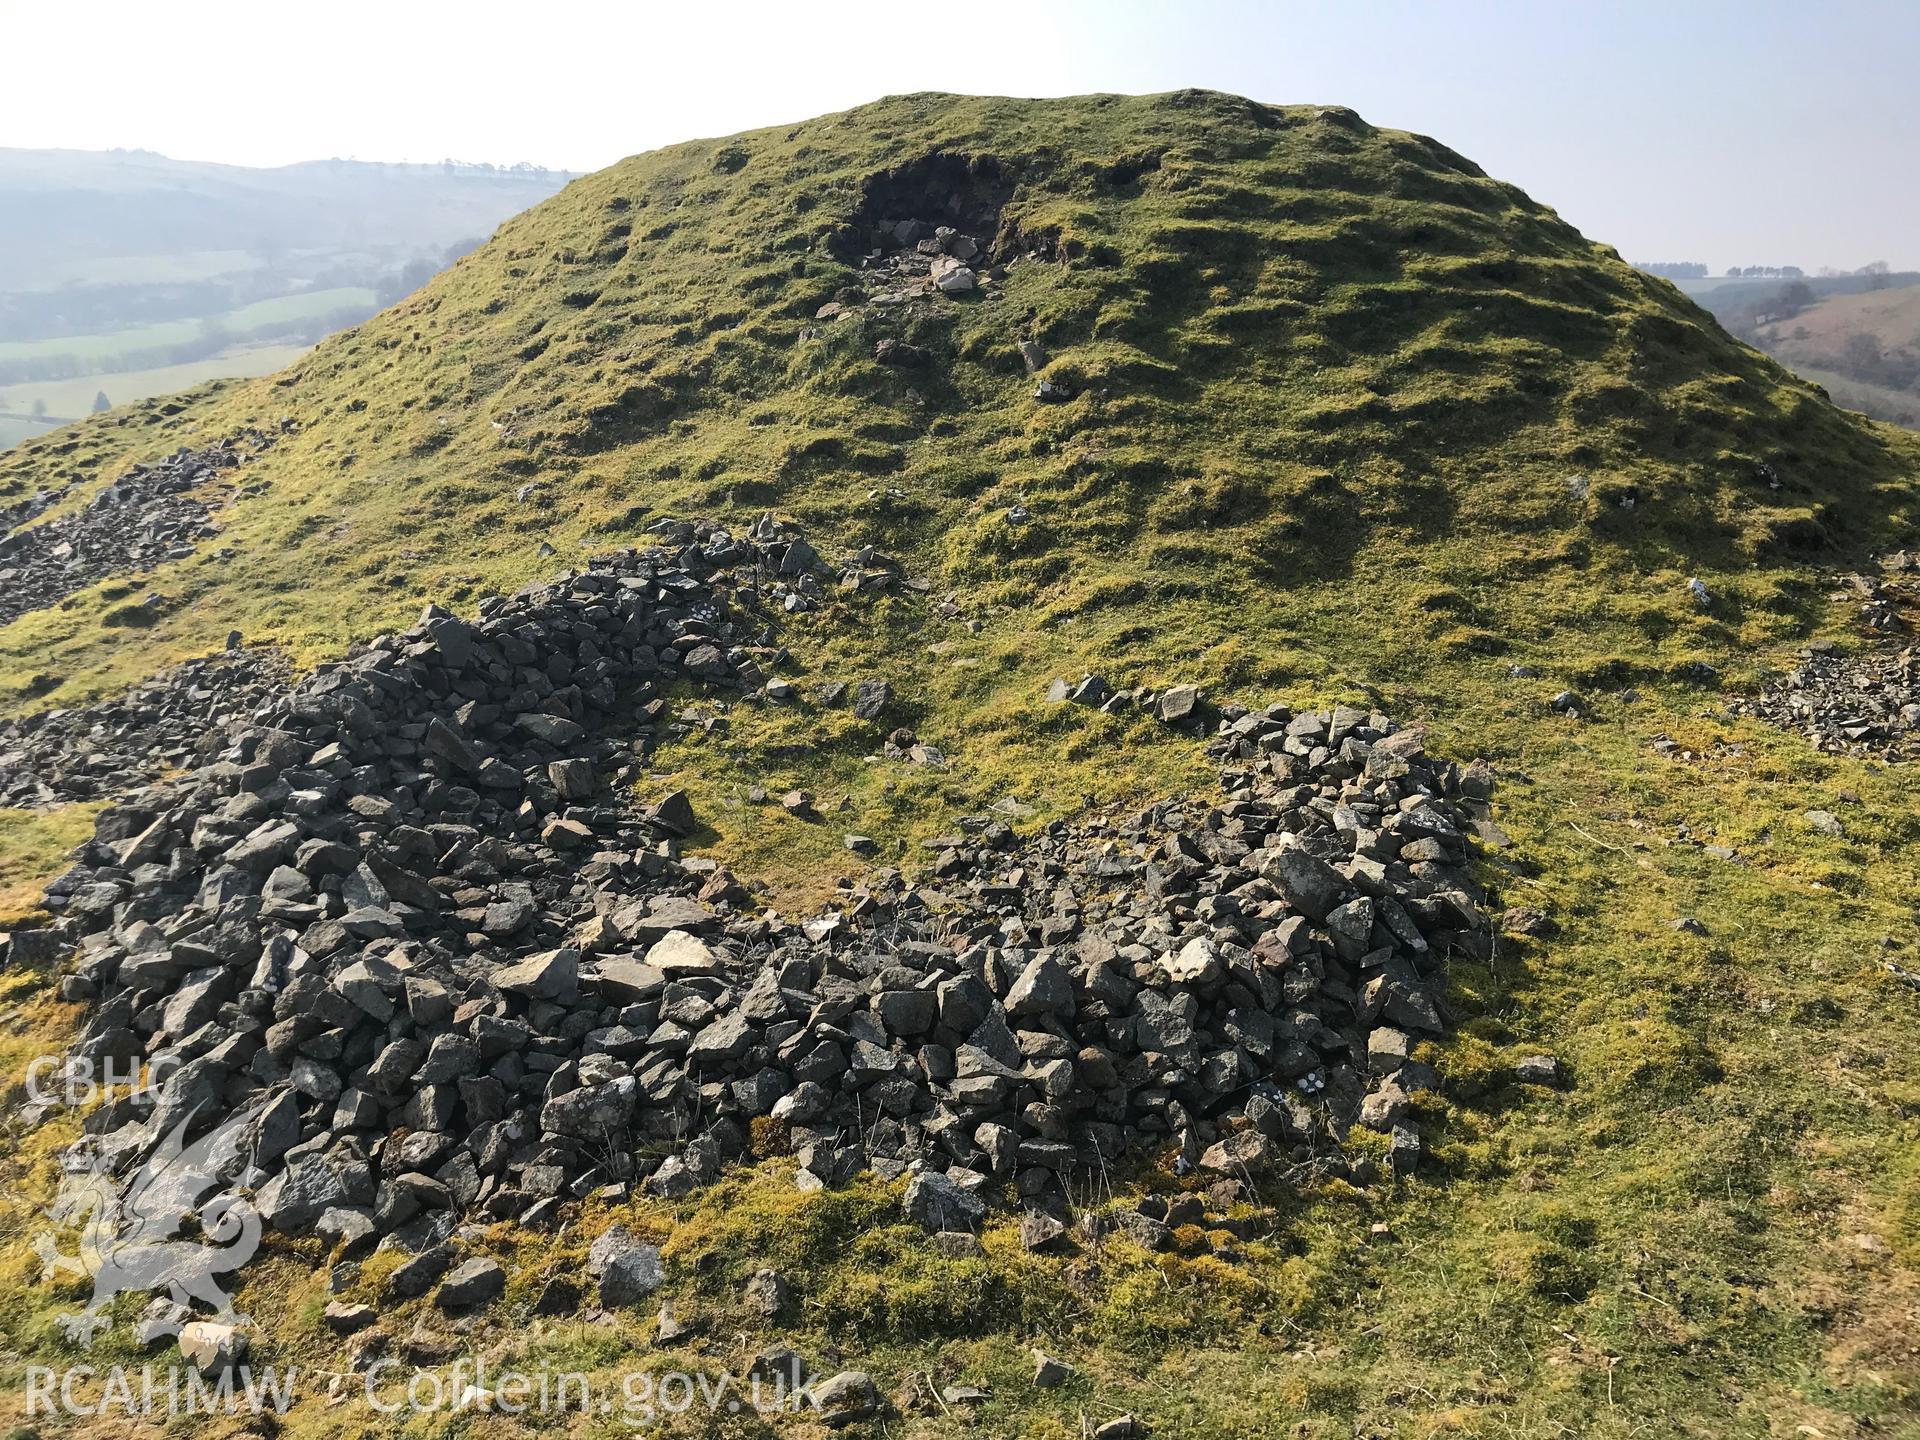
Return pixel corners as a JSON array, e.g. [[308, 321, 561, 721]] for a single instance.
[[904, 1171, 986, 1233], [589, 1226, 665, 1306], [436, 1257, 506, 1310]]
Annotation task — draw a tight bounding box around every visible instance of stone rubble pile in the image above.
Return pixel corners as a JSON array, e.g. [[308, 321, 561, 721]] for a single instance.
[[804, 703, 1488, 1209], [33, 517, 823, 1230], [22, 521, 1498, 1319], [0, 649, 287, 807], [1727, 640, 1920, 761], [857, 217, 993, 301], [0, 430, 283, 627], [1724, 564, 1920, 761]]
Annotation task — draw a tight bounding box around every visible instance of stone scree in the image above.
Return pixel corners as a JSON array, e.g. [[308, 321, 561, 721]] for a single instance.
[[1727, 639, 1920, 761], [0, 428, 286, 628], [29, 520, 1495, 1295], [1722, 561, 1920, 762], [0, 649, 288, 808]]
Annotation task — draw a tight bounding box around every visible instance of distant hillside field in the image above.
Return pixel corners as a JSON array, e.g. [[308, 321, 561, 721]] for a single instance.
[[1793, 364, 1920, 428], [0, 342, 311, 424], [0, 147, 573, 448], [1677, 273, 1920, 430], [0, 287, 374, 373], [1756, 284, 1920, 361]]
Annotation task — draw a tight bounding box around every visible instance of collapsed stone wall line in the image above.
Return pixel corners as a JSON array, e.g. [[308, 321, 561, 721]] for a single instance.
[[7, 513, 1515, 1353], [0, 427, 288, 630]]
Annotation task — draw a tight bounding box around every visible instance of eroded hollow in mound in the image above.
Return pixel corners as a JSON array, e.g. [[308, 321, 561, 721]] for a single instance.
[[841, 151, 1018, 258]]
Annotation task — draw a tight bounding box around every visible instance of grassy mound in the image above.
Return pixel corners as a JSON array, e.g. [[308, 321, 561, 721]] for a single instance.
[[2, 90, 1915, 712], [4, 90, 1916, 892], [2, 91, 1919, 1438]]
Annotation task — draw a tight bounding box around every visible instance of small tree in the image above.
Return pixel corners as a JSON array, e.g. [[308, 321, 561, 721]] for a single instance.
[[1842, 332, 1887, 382], [29, 398, 47, 418], [91, 390, 110, 413]]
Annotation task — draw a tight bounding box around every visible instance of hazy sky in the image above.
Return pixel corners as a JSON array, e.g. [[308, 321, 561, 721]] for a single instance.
[[3, 0, 1913, 271]]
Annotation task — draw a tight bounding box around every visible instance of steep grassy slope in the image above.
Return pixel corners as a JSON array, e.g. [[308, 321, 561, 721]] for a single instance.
[[3, 90, 1914, 713], [2, 91, 1920, 1438]]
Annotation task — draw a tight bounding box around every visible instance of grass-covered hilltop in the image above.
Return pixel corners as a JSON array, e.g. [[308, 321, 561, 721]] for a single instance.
[[6, 90, 1916, 727], [1, 91, 1918, 1439]]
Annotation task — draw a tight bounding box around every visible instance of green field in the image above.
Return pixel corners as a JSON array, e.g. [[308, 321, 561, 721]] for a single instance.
[[13, 246, 264, 292], [0, 286, 376, 370], [0, 147, 573, 451], [0, 342, 312, 423]]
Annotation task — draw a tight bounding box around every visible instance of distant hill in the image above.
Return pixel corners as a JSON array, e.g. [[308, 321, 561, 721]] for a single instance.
[[0, 148, 573, 276], [1675, 272, 1920, 429], [0, 148, 573, 445], [1677, 269, 1920, 307]]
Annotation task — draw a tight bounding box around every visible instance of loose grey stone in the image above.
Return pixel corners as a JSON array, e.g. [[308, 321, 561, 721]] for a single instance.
[[589, 1225, 665, 1306], [904, 1170, 986, 1233]]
